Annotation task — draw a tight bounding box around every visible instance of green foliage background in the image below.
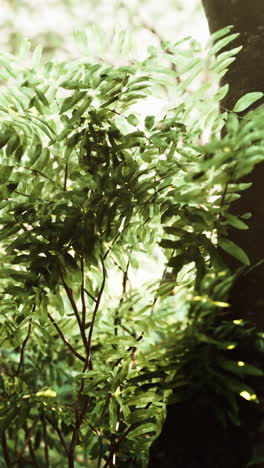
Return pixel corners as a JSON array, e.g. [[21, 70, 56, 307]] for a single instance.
[[0, 17, 264, 467]]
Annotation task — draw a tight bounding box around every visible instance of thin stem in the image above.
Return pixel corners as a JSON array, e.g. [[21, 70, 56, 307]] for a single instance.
[[118, 322, 137, 338], [111, 333, 144, 370], [61, 273, 88, 351], [42, 419, 49, 468], [214, 181, 229, 236], [97, 436, 104, 468], [109, 405, 122, 466], [12, 420, 39, 465], [103, 425, 136, 468], [48, 313, 86, 363], [14, 319, 32, 376], [68, 396, 90, 467], [68, 257, 106, 467], [83, 287, 96, 303], [80, 256, 87, 327], [103, 223, 130, 261], [64, 163, 68, 191], [24, 422, 40, 468], [86, 256, 106, 370], [17, 164, 62, 188], [1, 432, 11, 468], [14, 219, 29, 232], [114, 260, 129, 336], [14, 190, 30, 197], [46, 416, 68, 455]]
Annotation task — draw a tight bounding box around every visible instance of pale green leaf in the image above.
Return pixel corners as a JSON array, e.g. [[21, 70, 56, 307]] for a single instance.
[[233, 92, 263, 112]]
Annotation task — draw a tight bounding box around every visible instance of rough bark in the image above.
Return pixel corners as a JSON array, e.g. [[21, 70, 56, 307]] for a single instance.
[[202, 0, 264, 331], [149, 2, 264, 467]]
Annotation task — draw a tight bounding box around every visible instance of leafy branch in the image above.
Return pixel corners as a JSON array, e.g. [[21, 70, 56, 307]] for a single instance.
[[48, 313, 86, 362]]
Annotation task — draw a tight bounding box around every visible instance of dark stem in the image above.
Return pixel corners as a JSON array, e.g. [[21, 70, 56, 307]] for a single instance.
[[14, 319, 32, 376], [83, 287, 96, 303], [68, 257, 106, 466], [46, 416, 68, 455], [103, 222, 131, 261], [108, 405, 122, 467], [80, 256, 87, 326], [14, 190, 30, 197], [24, 422, 40, 468], [1, 432, 11, 468], [97, 436, 104, 468], [111, 333, 144, 369], [114, 260, 129, 336], [42, 419, 49, 468], [68, 397, 90, 468], [61, 273, 88, 351], [18, 164, 62, 188], [48, 312, 86, 362], [64, 163, 68, 191], [118, 322, 137, 337], [86, 256, 106, 370], [103, 425, 137, 468], [12, 419, 39, 465], [215, 180, 229, 233]]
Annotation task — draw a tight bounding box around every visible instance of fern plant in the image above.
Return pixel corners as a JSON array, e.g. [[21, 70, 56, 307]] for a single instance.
[[0, 26, 263, 467]]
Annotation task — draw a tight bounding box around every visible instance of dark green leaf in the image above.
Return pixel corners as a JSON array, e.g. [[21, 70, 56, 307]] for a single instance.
[[218, 238, 250, 265]]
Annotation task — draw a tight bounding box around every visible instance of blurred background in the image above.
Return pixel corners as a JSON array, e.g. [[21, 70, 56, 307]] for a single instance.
[[1, 0, 209, 61]]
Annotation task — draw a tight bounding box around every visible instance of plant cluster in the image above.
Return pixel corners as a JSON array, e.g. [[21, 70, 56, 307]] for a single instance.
[[0, 26, 263, 466]]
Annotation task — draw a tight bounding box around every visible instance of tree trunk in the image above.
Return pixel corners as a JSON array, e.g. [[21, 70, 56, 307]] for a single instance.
[[202, 0, 264, 330], [149, 2, 264, 466]]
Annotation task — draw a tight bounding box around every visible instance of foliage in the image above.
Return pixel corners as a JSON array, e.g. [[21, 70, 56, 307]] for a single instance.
[[1, 0, 205, 62], [0, 26, 263, 467]]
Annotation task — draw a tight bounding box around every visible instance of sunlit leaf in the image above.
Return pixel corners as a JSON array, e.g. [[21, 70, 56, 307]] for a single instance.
[[233, 92, 263, 112]]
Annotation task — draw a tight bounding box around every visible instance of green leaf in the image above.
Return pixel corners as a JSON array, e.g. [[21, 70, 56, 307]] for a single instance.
[[34, 87, 49, 107], [6, 134, 20, 157], [219, 360, 264, 376], [107, 335, 138, 347], [127, 114, 139, 126], [29, 181, 45, 199], [0, 165, 13, 183], [126, 423, 157, 439], [207, 26, 234, 46], [0, 59, 17, 79], [19, 38, 31, 60], [126, 408, 155, 424], [63, 253, 79, 273], [220, 374, 256, 396], [60, 81, 81, 90], [31, 44, 43, 68], [233, 92, 263, 112], [32, 147, 50, 171], [126, 391, 160, 406], [52, 292, 65, 317], [209, 33, 240, 56], [60, 91, 86, 114], [145, 115, 155, 130], [109, 398, 118, 431], [36, 388, 56, 398], [0, 132, 11, 149], [225, 214, 248, 230], [218, 238, 250, 265], [160, 239, 181, 249]]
